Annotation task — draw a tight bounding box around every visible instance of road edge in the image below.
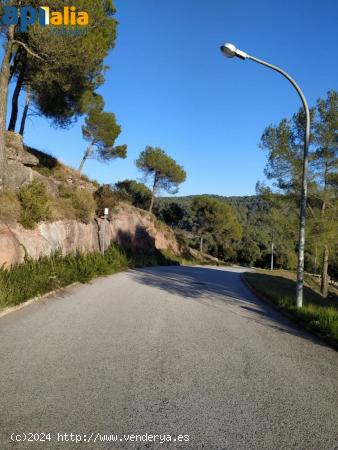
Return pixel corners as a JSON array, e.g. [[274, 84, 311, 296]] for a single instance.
[[0, 282, 80, 320]]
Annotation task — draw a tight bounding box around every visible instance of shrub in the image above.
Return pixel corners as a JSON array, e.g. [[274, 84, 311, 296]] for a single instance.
[[58, 183, 74, 199], [58, 184, 96, 223], [175, 229, 189, 247], [94, 184, 121, 217], [0, 244, 180, 309], [18, 179, 51, 229], [0, 244, 129, 308], [154, 218, 167, 232], [0, 190, 21, 224], [71, 189, 96, 223], [115, 179, 152, 210]]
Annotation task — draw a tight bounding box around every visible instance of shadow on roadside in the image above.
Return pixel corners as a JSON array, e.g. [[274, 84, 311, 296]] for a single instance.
[[129, 265, 334, 351]]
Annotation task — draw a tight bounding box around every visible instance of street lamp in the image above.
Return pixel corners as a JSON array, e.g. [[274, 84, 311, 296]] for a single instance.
[[220, 42, 310, 308]]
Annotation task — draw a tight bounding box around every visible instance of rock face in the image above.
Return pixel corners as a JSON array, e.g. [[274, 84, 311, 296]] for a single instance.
[[0, 203, 180, 268], [5, 132, 39, 191], [4, 132, 98, 194], [0, 225, 25, 267], [1, 133, 180, 267], [6, 132, 39, 166]]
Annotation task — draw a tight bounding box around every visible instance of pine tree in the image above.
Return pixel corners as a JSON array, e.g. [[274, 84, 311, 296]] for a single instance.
[[136, 147, 187, 213], [79, 107, 127, 173]]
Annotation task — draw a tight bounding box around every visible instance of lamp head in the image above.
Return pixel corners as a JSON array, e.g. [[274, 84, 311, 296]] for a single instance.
[[220, 43, 248, 60], [220, 43, 237, 58]]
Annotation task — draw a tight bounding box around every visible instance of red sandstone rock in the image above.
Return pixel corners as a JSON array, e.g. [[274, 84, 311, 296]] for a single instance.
[[0, 203, 180, 267]]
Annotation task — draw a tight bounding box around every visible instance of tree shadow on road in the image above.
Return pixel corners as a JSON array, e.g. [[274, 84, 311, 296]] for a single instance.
[[129, 265, 334, 351]]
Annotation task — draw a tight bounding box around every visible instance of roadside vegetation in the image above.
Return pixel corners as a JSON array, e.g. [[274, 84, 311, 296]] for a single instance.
[[0, 245, 179, 309], [0, 178, 98, 228], [243, 271, 338, 348]]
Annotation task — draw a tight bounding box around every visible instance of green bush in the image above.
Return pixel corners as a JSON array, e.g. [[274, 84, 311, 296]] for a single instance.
[[0, 244, 182, 309], [71, 189, 96, 223], [114, 179, 152, 210], [18, 179, 51, 229], [175, 229, 189, 247], [0, 244, 128, 308], [58, 184, 96, 223], [94, 184, 122, 217]]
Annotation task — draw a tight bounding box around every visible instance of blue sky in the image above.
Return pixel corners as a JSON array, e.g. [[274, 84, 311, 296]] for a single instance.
[[9, 0, 338, 196]]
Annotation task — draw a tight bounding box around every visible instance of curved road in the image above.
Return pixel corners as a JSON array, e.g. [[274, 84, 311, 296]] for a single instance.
[[0, 266, 337, 450]]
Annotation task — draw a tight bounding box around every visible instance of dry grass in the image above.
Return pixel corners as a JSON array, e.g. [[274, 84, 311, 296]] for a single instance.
[[0, 190, 21, 224]]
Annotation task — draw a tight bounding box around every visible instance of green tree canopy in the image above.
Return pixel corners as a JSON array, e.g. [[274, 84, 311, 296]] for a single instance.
[[8, 0, 118, 130], [191, 195, 242, 253], [79, 107, 127, 173], [156, 201, 185, 228], [136, 146, 186, 213], [115, 179, 152, 210]]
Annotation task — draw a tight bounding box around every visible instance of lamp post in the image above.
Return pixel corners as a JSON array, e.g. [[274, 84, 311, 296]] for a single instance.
[[220, 43, 310, 308]]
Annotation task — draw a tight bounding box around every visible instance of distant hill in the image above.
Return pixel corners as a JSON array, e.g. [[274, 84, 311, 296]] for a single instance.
[[158, 194, 261, 206], [156, 194, 269, 223]]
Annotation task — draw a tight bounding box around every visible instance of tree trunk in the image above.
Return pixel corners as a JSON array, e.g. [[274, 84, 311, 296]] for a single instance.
[[0, 26, 15, 190], [78, 146, 92, 173], [200, 235, 204, 253], [320, 162, 329, 297], [19, 86, 30, 137], [148, 173, 158, 213], [8, 70, 25, 132], [9, 49, 21, 84], [320, 162, 329, 215], [321, 245, 329, 298], [149, 193, 155, 213]]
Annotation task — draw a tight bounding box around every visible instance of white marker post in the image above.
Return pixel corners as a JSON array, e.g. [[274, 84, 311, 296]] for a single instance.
[[102, 208, 109, 255]]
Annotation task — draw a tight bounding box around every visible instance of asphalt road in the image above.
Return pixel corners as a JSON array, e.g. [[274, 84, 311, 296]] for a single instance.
[[0, 266, 337, 450]]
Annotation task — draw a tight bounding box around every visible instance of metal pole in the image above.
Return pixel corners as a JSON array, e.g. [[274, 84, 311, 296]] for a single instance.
[[270, 228, 274, 271], [102, 220, 105, 255], [271, 242, 274, 271], [102, 208, 109, 256], [245, 55, 310, 308]]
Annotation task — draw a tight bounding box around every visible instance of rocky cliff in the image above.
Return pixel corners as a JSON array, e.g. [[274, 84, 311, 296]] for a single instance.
[[0, 203, 180, 268], [1, 132, 181, 268], [5, 132, 39, 191]]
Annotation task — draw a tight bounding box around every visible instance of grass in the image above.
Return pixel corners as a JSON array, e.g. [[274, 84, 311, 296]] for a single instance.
[[0, 240, 220, 310], [243, 271, 338, 348], [0, 245, 180, 309], [255, 268, 338, 298], [0, 245, 128, 308]]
